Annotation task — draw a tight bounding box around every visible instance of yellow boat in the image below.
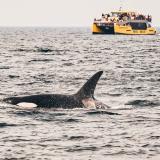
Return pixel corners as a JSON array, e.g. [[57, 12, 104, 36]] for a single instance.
[[92, 11, 156, 35]]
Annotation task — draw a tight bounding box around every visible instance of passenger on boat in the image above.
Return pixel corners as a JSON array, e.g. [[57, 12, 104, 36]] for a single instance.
[[147, 15, 152, 22]]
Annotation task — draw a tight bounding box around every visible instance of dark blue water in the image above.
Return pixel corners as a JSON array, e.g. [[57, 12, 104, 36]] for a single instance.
[[0, 27, 160, 160]]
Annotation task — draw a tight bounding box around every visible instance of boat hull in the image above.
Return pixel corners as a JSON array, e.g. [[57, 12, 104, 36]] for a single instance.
[[92, 23, 114, 34], [114, 24, 156, 35], [92, 23, 156, 35]]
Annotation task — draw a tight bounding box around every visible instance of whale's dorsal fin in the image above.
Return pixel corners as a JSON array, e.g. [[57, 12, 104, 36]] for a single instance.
[[75, 71, 103, 99]]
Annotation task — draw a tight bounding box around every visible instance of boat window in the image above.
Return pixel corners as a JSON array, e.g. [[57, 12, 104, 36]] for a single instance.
[[129, 22, 147, 30]]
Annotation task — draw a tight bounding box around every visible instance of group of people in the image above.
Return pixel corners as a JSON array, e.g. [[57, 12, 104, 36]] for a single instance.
[[117, 12, 152, 22], [94, 12, 152, 23]]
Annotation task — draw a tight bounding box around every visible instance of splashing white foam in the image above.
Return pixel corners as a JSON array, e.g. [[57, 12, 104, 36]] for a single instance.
[[82, 98, 96, 109]]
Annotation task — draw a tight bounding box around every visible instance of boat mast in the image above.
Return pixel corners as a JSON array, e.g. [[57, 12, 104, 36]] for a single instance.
[[119, 0, 124, 11]]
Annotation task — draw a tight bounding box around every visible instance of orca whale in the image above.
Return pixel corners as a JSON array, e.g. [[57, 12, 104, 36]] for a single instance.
[[4, 71, 108, 109]]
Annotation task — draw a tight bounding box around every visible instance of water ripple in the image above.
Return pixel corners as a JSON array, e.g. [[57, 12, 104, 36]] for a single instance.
[[0, 27, 160, 159]]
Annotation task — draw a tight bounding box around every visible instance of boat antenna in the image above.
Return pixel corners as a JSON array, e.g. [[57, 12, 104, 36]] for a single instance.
[[119, 0, 123, 11]]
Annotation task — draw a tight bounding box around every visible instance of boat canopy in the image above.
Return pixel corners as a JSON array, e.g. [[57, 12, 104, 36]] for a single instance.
[[111, 11, 136, 14], [111, 11, 136, 15]]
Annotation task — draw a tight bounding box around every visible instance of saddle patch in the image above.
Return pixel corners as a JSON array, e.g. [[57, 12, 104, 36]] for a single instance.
[[82, 98, 96, 108]]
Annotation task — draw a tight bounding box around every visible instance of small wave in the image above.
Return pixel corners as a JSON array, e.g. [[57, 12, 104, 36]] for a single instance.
[[66, 145, 98, 152], [10, 47, 53, 53], [107, 93, 122, 97], [0, 122, 17, 128], [68, 136, 88, 140], [16, 82, 36, 86], [13, 110, 40, 116], [64, 118, 80, 123], [153, 144, 160, 147], [149, 136, 160, 139], [36, 48, 70, 53], [86, 110, 120, 115], [37, 47, 53, 53], [141, 144, 150, 148], [35, 117, 80, 123], [0, 66, 10, 70], [10, 47, 70, 55], [36, 47, 70, 53], [28, 59, 53, 62], [63, 63, 73, 66], [10, 48, 34, 52], [8, 75, 20, 79], [125, 100, 160, 107], [5, 138, 32, 142]]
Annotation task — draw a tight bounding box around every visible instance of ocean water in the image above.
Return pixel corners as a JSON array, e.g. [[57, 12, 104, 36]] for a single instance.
[[0, 27, 160, 160]]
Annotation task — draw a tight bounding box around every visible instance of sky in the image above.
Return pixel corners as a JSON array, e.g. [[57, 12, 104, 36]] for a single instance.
[[0, 0, 159, 27]]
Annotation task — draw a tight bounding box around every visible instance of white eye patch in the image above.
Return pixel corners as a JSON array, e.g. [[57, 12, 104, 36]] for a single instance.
[[17, 102, 37, 109], [82, 98, 96, 108]]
